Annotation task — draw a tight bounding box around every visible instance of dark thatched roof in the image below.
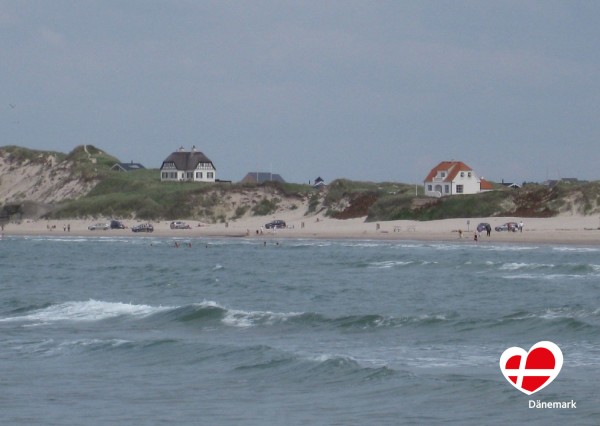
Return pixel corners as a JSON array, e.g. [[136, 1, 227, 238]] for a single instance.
[[161, 151, 215, 171]]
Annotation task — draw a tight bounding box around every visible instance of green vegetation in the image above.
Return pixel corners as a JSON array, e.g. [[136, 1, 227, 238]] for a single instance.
[[0, 145, 66, 164], [4, 145, 600, 222], [65, 145, 120, 182], [51, 169, 214, 220], [251, 197, 279, 216], [323, 179, 417, 219], [50, 168, 315, 221], [367, 190, 511, 221]]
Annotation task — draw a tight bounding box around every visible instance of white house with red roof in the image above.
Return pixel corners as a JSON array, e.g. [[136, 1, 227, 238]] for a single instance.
[[423, 161, 493, 197]]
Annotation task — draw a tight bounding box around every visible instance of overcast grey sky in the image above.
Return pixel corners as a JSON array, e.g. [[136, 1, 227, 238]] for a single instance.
[[2, 1, 600, 184]]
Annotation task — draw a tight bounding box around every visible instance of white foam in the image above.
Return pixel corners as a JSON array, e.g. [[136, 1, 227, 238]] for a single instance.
[[553, 247, 600, 253], [368, 260, 414, 269], [221, 308, 303, 328], [502, 273, 581, 280], [0, 300, 173, 324], [499, 262, 555, 270]]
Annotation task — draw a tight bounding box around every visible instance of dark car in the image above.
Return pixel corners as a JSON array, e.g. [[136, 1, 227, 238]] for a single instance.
[[265, 220, 286, 229], [132, 223, 154, 233], [110, 220, 126, 229], [495, 222, 519, 232]]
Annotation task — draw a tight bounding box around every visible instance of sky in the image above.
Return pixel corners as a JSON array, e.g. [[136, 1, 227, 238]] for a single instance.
[[2, 1, 600, 184]]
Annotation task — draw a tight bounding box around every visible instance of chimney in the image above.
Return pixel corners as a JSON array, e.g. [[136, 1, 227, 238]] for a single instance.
[[191, 145, 196, 152], [179, 146, 185, 152]]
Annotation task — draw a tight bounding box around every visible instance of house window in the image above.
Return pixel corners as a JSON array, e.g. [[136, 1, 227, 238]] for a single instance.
[[445, 185, 450, 194], [468, 172, 472, 178], [441, 172, 446, 178], [427, 185, 432, 191], [460, 172, 464, 177], [207, 172, 214, 179], [456, 185, 464, 194], [196, 172, 203, 179], [187, 172, 193, 179]]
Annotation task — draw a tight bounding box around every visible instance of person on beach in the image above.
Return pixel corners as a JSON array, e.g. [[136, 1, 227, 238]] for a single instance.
[[519, 220, 524, 232], [486, 223, 491, 237], [474, 232, 478, 243]]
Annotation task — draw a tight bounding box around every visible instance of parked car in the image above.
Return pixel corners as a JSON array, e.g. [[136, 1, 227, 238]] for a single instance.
[[495, 222, 519, 232], [132, 223, 154, 233], [265, 220, 287, 229], [88, 222, 109, 231], [170, 221, 191, 229], [110, 220, 126, 229]]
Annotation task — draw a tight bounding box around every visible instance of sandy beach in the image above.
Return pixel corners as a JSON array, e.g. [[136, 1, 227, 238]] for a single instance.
[[3, 209, 600, 246]]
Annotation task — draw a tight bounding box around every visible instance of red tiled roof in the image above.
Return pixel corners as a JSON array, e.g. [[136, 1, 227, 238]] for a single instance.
[[424, 161, 473, 182], [480, 178, 494, 190]]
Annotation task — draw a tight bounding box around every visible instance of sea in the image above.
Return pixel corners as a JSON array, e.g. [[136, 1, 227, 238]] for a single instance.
[[1, 235, 599, 425]]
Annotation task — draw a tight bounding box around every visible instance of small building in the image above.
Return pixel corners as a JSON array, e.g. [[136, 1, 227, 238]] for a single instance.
[[313, 176, 326, 189], [423, 161, 492, 197], [500, 180, 521, 189], [111, 162, 145, 172], [160, 146, 216, 182], [241, 172, 286, 184]]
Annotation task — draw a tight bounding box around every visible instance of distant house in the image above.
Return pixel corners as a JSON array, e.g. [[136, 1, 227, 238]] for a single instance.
[[500, 180, 521, 189], [160, 146, 216, 182], [241, 172, 286, 184], [423, 161, 493, 197], [313, 176, 326, 189], [111, 162, 145, 172]]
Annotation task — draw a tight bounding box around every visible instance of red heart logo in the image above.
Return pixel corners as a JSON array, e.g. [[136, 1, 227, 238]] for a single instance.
[[499, 341, 563, 395]]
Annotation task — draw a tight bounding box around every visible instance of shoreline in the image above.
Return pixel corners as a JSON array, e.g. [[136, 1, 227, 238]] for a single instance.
[[3, 215, 600, 246]]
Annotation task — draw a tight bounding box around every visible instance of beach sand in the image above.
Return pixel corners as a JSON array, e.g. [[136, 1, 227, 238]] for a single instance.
[[3, 209, 600, 246]]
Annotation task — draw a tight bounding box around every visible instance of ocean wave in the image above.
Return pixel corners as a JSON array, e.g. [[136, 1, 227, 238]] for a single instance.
[[0, 300, 173, 324], [499, 262, 555, 270], [494, 307, 600, 334], [481, 245, 539, 252], [553, 246, 600, 253], [502, 273, 591, 280], [234, 349, 398, 384], [149, 302, 454, 331], [367, 260, 415, 269], [221, 307, 304, 328]]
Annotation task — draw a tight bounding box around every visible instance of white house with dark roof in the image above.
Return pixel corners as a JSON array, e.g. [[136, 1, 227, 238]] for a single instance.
[[423, 161, 493, 197], [160, 146, 216, 182]]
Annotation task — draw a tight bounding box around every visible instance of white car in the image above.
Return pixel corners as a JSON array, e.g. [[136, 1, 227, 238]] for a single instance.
[[88, 223, 109, 231], [170, 221, 191, 229]]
